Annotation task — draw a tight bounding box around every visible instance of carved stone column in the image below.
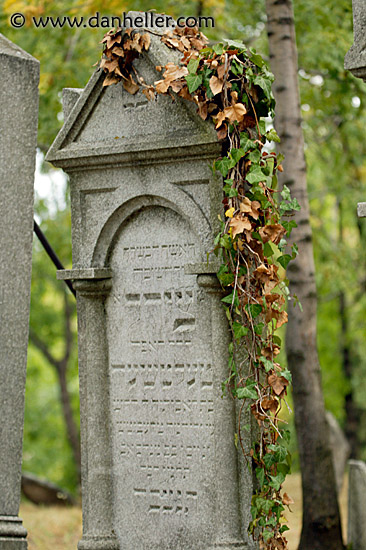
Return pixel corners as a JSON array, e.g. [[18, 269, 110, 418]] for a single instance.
[[59, 270, 118, 550], [197, 273, 252, 549]]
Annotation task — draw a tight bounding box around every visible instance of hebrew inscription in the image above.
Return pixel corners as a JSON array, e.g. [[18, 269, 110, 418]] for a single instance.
[[107, 206, 215, 549]]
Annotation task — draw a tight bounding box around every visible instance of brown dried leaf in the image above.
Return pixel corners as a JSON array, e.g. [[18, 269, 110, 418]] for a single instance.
[[268, 374, 289, 396], [170, 80, 185, 93], [178, 85, 192, 100], [140, 33, 151, 51], [155, 79, 170, 94], [209, 75, 224, 96], [190, 37, 207, 50], [259, 224, 286, 245], [240, 197, 261, 220], [231, 90, 238, 104], [261, 344, 280, 359], [142, 86, 155, 101], [103, 73, 120, 87], [122, 74, 139, 95], [261, 395, 279, 415], [215, 110, 227, 129], [223, 103, 247, 124], [217, 63, 226, 80], [283, 492, 294, 506], [112, 46, 124, 57], [216, 123, 228, 140], [229, 215, 252, 238], [197, 100, 208, 120]]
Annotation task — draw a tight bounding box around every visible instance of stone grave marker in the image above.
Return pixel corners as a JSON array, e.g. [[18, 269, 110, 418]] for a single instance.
[[46, 13, 254, 550], [344, 0, 366, 81], [348, 460, 366, 550], [0, 34, 39, 549]]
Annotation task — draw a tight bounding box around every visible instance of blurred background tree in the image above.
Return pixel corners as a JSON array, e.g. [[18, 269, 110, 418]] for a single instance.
[[0, 0, 365, 513]]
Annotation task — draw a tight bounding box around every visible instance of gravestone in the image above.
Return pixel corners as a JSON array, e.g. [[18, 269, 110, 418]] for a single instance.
[[345, 0, 366, 81], [348, 460, 366, 550], [0, 35, 39, 549], [46, 13, 254, 550], [325, 411, 350, 493]]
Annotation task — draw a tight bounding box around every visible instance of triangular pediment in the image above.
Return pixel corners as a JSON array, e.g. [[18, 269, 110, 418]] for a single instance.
[[46, 14, 219, 168]]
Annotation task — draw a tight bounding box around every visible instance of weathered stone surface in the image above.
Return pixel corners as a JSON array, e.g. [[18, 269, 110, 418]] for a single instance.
[[357, 202, 366, 218], [345, 0, 366, 81], [325, 411, 350, 493], [47, 12, 254, 550], [348, 460, 366, 550], [0, 34, 39, 549]]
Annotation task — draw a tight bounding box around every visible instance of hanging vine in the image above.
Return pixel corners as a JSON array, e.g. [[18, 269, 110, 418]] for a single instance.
[[99, 23, 300, 550]]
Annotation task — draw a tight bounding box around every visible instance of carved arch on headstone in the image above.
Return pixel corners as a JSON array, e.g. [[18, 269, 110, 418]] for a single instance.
[[92, 192, 212, 268]]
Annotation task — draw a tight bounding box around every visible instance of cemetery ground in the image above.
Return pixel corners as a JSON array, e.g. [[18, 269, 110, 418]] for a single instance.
[[20, 472, 349, 550]]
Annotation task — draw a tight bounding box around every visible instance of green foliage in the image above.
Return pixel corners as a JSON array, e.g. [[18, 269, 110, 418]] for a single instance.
[[24, 189, 79, 493]]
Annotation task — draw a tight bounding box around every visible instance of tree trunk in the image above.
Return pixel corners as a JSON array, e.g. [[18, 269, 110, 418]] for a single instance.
[[339, 201, 361, 459], [265, 1, 344, 549]]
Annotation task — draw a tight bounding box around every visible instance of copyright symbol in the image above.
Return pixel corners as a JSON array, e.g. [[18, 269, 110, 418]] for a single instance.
[[10, 13, 26, 28]]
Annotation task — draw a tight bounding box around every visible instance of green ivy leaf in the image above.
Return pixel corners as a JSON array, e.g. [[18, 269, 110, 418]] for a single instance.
[[263, 241, 275, 258], [237, 386, 257, 400], [277, 254, 292, 269], [215, 157, 236, 177], [282, 220, 297, 237], [213, 43, 224, 55], [187, 58, 199, 74], [240, 132, 257, 151], [247, 166, 271, 185], [246, 303, 263, 318], [255, 467, 266, 487], [248, 149, 261, 163], [185, 73, 202, 93], [232, 321, 249, 340], [223, 38, 246, 51], [281, 369, 292, 383], [253, 74, 273, 100], [266, 128, 281, 143], [223, 181, 238, 197], [230, 148, 246, 163], [260, 356, 274, 373], [221, 291, 239, 307], [249, 51, 264, 68], [269, 472, 286, 491]]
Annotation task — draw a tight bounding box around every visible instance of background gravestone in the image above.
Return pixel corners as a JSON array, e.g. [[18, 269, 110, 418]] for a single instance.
[[348, 460, 366, 550], [0, 34, 39, 549], [47, 13, 254, 550], [344, 0, 366, 81]]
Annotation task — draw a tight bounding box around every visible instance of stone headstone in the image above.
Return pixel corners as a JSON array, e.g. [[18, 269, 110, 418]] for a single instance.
[[325, 411, 350, 493], [345, 0, 366, 81], [46, 13, 254, 550], [348, 460, 366, 550], [0, 34, 39, 549]]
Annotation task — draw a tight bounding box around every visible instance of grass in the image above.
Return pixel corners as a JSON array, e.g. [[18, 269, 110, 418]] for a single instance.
[[20, 473, 348, 550]]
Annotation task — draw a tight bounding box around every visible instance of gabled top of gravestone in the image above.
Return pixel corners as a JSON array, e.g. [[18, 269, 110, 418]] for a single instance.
[[0, 32, 39, 64], [46, 12, 219, 169]]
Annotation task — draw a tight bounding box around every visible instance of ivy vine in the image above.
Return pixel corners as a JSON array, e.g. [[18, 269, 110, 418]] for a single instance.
[[100, 23, 300, 550]]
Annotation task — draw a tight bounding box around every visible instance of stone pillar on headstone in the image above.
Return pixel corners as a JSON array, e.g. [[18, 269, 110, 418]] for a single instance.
[[348, 460, 366, 550], [0, 34, 39, 549], [345, 0, 366, 81], [46, 13, 255, 550]]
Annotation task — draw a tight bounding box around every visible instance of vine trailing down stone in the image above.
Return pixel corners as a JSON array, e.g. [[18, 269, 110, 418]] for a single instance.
[[99, 23, 301, 550]]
